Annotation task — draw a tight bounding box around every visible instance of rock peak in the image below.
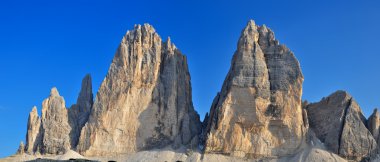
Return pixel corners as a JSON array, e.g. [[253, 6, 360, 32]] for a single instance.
[[83, 73, 91, 81], [328, 90, 352, 101], [133, 23, 156, 33], [247, 19, 256, 27], [50, 87, 60, 97], [31, 106, 38, 114], [373, 108, 379, 114], [167, 36, 171, 44], [242, 19, 258, 33], [164, 37, 177, 52], [307, 91, 376, 160], [80, 74, 92, 97], [78, 22, 200, 156], [29, 106, 38, 116]]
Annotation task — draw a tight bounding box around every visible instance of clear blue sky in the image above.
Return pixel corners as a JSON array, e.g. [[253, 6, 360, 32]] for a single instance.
[[1, 0, 380, 158]]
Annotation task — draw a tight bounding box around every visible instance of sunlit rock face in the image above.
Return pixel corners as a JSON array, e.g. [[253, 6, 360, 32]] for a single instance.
[[77, 24, 201, 156], [204, 20, 306, 158], [24, 75, 94, 155], [306, 90, 377, 161]]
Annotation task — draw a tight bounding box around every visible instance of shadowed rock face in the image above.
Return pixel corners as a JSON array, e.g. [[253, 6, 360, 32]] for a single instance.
[[306, 90, 377, 160], [77, 24, 201, 156], [68, 75, 93, 149], [204, 20, 306, 158]]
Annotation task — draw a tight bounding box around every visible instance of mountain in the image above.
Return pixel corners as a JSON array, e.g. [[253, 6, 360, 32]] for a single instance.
[[203, 20, 306, 158], [76, 24, 201, 156], [9, 20, 380, 162], [306, 91, 377, 161]]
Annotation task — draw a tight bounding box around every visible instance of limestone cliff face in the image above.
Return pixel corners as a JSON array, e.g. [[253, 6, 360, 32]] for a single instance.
[[306, 91, 377, 160], [24, 75, 94, 155], [77, 24, 201, 156], [204, 20, 305, 158]]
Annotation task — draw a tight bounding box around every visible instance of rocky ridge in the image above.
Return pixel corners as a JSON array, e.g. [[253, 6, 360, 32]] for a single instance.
[[368, 108, 380, 143], [11, 20, 380, 162]]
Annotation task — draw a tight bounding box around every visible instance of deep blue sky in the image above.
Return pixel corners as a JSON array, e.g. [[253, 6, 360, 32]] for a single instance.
[[1, 0, 380, 158]]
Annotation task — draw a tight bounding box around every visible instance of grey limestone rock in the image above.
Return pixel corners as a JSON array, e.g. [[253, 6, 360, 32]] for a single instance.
[[306, 90, 377, 161]]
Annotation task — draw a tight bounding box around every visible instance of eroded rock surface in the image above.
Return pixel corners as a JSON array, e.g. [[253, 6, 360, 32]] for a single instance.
[[306, 90, 377, 160], [24, 75, 94, 155], [77, 24, 201, 156], [204, 20, 306, 158]]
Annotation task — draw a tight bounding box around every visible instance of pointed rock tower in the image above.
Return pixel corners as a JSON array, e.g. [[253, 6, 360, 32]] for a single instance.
[[40, 87, 72, 154], [204, 20, 306, 158], [77, 24, 201, 156], [25, 106, 41, 154]]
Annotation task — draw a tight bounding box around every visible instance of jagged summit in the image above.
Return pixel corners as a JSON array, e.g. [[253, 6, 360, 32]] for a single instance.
[[204, 20, 305, 158], [24, 74, 94, 155], [14, 20, 380, 162], [77, 23, 200, 156], [31, 106, 38, 114], [329, 90, 352, 97], [49, 87, 60, 97], [164, 36, 177, 52]]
